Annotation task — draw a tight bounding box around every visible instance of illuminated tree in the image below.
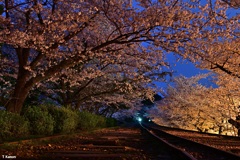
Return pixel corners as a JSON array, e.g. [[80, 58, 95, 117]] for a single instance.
[[38, 58, 166, 111], [220, 0, 240, 8], [150, 74, 238, 134], [0, 0, 239, 113]]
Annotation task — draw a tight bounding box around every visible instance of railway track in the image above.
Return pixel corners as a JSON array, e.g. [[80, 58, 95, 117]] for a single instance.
[[154, 124, 240, 156], [1, 126, 187, 160], [2, 123, 240, 159], [141, 122, 240, 160]]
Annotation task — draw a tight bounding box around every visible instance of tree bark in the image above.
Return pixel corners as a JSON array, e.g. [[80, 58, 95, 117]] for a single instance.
[[228, 118, 240, 136], [6, 86, 31, 113], [6, 48, 31, 114]]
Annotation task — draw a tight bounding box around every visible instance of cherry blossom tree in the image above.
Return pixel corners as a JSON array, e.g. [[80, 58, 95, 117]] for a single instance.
[[150, 74, 238, 134], [220, 0, 240, 8], [0, 0, 169, 113], [175, 0, 240, 78], [37, 56, 167, 111], [0, 0, 239, 113], [212, 74, 240, 134]]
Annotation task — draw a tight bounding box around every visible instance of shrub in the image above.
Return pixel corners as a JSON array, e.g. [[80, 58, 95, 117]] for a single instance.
[[96, 116, 107, 128], [77, 111, 115, 130], [47, 106, 79, 133], [23, 106, 54, 135], [0, 110, 29, 142], [106, 118, 118, 127], [78, 111, 97, 130]]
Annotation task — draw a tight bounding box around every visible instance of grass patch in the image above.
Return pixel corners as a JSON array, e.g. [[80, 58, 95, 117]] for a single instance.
[[0, 143, 22, 151]]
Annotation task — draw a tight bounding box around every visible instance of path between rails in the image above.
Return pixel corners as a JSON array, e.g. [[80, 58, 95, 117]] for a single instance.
[[0, 125, 179, 160]]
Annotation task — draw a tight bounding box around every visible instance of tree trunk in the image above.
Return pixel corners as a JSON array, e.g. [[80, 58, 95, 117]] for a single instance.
[[6, 87, 30, 113], [5, 69, 32, 113], [228, 118, 240, 136], [6, 48, 31, 114]]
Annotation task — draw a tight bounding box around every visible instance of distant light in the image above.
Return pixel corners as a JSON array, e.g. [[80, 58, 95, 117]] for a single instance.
[[148, 119, 151, 122], [137, 117, 142, 122]]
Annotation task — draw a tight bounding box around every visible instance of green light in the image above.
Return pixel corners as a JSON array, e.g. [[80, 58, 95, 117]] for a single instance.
[[137, 117, 142, 122]]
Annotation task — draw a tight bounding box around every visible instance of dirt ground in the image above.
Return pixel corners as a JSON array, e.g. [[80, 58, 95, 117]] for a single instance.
[[0, 123, 176, 160]]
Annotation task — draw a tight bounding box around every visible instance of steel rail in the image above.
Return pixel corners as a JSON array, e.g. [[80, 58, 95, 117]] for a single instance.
[[140, 122, 240, 160], [140, 123, 197, 160]]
